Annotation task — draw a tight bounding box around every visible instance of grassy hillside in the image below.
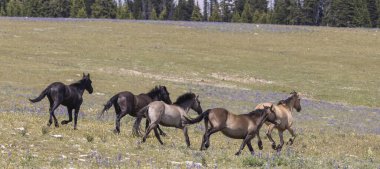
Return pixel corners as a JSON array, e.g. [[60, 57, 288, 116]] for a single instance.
[[0, 18, 379, 168]]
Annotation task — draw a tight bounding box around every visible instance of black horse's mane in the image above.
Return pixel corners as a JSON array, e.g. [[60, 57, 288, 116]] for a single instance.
[[69, 79, 85, 88], [174, 92, 195, 105], [147, 86, 163, 98]]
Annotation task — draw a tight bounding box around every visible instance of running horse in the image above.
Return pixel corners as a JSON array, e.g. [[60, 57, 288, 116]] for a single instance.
[[99, 85, 172, 134], [183, 105, 278, 155], [254, 91, 301, 152], [29, 73, 93, 130], [133, 92, 202, 147]]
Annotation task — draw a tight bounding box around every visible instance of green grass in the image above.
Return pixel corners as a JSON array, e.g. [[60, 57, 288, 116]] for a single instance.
[[0, 18, 379, 168], [0, 18, 379, 107], [0, 112, 378, 168]]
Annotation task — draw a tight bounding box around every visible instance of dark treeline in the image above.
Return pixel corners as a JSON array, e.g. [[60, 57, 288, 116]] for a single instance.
[[0, 0, 379, 28]]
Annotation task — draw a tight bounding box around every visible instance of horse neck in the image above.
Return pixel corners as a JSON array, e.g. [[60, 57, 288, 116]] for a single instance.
[[249, 111, 267, 127], [176, 100, 193, 113], [283, 97, 296, 112], [70, 83, 85, 95], [147, 89, 159, 100]]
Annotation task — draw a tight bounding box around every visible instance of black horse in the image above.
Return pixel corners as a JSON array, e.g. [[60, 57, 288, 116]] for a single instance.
[[29, 73, 93, 129], [100, 85, 172, 134]]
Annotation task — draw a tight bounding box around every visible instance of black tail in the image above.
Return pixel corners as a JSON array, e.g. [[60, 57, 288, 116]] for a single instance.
[[99, 94, 119, 118], [132, 106, 149, 136], [183, 109, 211, 125], [29, 87, 49, 103]]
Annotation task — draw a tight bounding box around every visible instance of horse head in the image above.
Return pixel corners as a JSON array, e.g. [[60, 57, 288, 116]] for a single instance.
[[290, 91, 301, 112], [82, 73, 93, 94], [158, 85, 172, 104], [192, 95, 203, 115]]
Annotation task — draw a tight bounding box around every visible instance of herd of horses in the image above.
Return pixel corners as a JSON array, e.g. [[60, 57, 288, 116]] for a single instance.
[[29, 73, 302, 155]]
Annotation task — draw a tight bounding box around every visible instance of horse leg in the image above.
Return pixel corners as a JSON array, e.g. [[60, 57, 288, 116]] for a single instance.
[[182, 127, 190, 147], [73, 108, 80, 130], [257, 130, 263, 150], [286, 127, 296, 145], [157, 125, 166, 136], [266, 125, 277, 150], [203, 127, 220, 150], [276, 130, 285, 152], [144, 119, 166, 136], [114, 110, 128, 134], [50, 101, 60, 128], [47, 98, 54, 126], [200, 119, 209, 150], [247, 141, 255, 156], [143, 122, 158, 143], [153, 128, 164, 145], [235, 134, 254, 156], [61, 107, 73, 125]]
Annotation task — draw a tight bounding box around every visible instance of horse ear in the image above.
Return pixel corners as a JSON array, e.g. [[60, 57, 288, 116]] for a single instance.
[[87, 73, 90, 78], [83, 73, 85, 77], [196, 95, 199, 99]]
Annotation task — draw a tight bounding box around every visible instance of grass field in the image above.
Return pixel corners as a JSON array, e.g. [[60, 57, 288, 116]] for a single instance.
[[0, 17, 379, 168]]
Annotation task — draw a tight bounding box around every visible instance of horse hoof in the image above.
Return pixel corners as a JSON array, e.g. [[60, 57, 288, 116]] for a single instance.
[[276, 145, 282, 151], [160, 133, 167, 137], [235, 152, 241, 156], [271, 144, 276, 150], [287, 139, 294, 145], [258, 141, 263, 150], [55, 124, 59, 128], [113, 129, 120, 134]]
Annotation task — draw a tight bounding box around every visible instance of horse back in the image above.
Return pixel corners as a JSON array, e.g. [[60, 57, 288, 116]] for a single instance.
[[47, 82, 67, 98], [254, 102, 273, 110]]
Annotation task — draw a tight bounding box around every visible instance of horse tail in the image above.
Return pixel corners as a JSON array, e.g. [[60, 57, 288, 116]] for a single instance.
[[29, 86, 49, 103], [99, 94, 119, 118], [183, 109, 211, 125], [132, 106, 149, 137]]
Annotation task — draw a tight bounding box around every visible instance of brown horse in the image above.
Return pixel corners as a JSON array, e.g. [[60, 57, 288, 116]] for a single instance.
[[133, 92, 202, 147], [99, 85, 172, 134], [183, 105, 278, 156], [254, 91, 301, 152]]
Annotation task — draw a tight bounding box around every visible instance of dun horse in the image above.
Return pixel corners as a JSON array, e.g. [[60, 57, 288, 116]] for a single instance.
[[100, 85, 172, 134], [254, 91, 301, 152], [29, 73, 93, 129], [133, 92, 202, 147], [183, 106, 278, 155]]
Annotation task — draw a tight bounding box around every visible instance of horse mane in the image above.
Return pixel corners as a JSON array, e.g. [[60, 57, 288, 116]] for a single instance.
[[174, 92, 195, 105], [69, 79, 84, 87], [248, 109, 265, 117], [147, 86, 162, 97], [277, 92, 297, 105]]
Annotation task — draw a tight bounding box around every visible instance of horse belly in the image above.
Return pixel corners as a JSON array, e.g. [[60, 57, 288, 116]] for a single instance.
[[221, 128, 246, 139], [159, 115, 181, 127]]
